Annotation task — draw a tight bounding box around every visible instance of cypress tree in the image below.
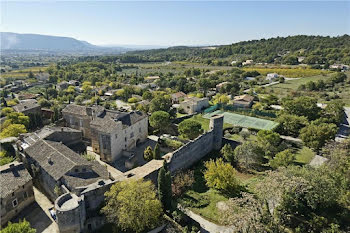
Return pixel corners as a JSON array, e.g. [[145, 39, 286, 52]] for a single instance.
[[158, 165, 172, 210], [153, 143, 161, 160]]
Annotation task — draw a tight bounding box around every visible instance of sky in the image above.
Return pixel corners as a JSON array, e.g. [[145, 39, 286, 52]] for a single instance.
[[1, 1, 349, 46]]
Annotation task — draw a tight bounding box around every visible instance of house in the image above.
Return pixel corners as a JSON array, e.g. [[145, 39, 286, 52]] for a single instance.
[[13, 99, 41, 115], [266, 73, 279, 81], [330, 64, 349, 70], [56, 81, 69, 91], [137, 83, 157, 90], [242, 60, 254, 66], [90, 110, 148, 162], [36, 73, 50, 82], [68, 80, 80, 86], [62, 104, 148, 163], [216, 82, 229, 92], [180, 97, 209, 114], [0, 161, 34, 225], [233, 95, 254, 108], [145, 76, 160, 83], [171, 92, 187, 103], [245, 77, 256, 81], [16, 127, 113, 233], [62, 104, 105, 139]]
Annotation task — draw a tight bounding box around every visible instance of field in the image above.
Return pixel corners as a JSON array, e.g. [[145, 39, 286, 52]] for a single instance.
[[243, 67, 331, 78], [203, 110, 279, 130]]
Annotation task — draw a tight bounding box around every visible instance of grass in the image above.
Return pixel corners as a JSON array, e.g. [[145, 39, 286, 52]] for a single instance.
[[1, 66, 48, 79], [189, 114, 232, 131], [294, 146, 315, 164], [243, 67, 331, 78]]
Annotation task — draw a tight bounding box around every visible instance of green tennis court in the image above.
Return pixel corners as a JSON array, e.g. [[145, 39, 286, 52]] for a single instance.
[[203, 110, 279, 130]]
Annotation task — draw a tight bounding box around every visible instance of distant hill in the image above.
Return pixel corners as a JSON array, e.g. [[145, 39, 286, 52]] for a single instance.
[[0, 32, 129, 54], [124, 35, 350, 65]]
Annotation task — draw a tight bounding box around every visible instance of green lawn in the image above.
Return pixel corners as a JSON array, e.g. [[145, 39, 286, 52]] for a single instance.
[[295, 146, 315, 164], [189, 114, 232, 131]]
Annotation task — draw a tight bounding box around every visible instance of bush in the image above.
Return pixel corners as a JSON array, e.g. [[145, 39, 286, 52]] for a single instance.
[[178, 120, 203, 140]]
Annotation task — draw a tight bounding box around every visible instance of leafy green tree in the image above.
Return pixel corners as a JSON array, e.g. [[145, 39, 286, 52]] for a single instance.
[[269, 149, 295, 169], [282, 96, 320, 121], [153, 143, 161, 160], [0, 124, 27, 139], [5, 112, 30, 128], [300, 123, 338, 152], [322, 100, 345, 125], [257, 130, 282, 157], [142, 91, 153, 100], [27, 71, 35, 79], [143, 146, 154, 161], [276, 114, 308, 137], [101, 179, 163, 233], [1, 220, 36, 233], [234, 141, 264, 170], [221, 144, 236, 165], [204, 158, 240, 194], [158, 165, 172, 210], [149, 111, 170, 133], [0, 107, 14, 117], [149, 95, 172, 113], [178, 120, 203, 140]]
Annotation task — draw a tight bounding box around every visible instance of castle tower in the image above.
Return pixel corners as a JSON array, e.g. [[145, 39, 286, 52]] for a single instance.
[[209, 114, 224, 150]]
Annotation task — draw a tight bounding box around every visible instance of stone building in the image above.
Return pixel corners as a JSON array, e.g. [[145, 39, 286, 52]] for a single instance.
[[16, 126, 113, 233], [0, 161, 34, 225], [179, 97, 209, 114], [233, 95, 254, 108], [62, 104, 148, 163], [13, 99, 41, 115], [62, 104, 105, 139]]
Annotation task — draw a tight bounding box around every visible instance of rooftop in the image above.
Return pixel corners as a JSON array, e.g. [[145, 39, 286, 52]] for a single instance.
[[13, 99, 40, 113], [234, 94, 254, 102], [0, 161, 32, 197]]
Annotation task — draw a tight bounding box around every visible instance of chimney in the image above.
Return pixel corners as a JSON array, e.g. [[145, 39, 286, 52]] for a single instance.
[[47, 156, 52, 164]]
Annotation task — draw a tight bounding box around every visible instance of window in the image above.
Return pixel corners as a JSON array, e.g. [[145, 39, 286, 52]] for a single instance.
[[12, 199, 18, 207], [115, 134, 118, 139], [12, 192, 14, 197], [22, 185, 25, 189], [23, 191, 28, 199], [82, 168, 86, 172], [125, 137, 127, 142], [139, 128, 141, 133], [130, 132, 134, 138], [75, 168, 79, 173]]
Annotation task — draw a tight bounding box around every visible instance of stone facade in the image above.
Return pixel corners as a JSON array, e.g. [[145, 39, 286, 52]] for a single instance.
[[63, 104, 148, 163], [165, 115, 224, 173], [0, 162, 35, 225], [180, 97, 209, 114]]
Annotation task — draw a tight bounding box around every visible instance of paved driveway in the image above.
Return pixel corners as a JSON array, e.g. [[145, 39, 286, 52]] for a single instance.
[[12, 187, 58, 233]]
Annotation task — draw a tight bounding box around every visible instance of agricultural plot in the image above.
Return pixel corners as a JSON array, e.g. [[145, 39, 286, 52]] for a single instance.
[[204, 110, 279, 130]]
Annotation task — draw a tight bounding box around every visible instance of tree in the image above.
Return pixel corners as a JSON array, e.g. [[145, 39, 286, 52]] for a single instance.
[[178, 120, 203, 140], [101, 179, 163, 233], [221, 144, 236, 165], [276, 114, 308, 137], [234, 141, 264, 170], [149, 95, 172, 113], [0, 124, 27, 139], [322, 100, 345, 125], [257, 130, 282, 157], [1, 220, 36, 233], [158, 165, 172, 210], [213, 94, 230, 105], [28, 71, 35, 79], [142, 91, 153, 100], [204, 158, 240, 195], [149, 111, 170, 133], [0, 107, 14, 117], [143, 146, 154, 161], [153, 143, 161, 160], [269, 149, 295, 169], [282, 96, 320, 121], [300, 123, 338, 152], [5, 112, 30, 128]]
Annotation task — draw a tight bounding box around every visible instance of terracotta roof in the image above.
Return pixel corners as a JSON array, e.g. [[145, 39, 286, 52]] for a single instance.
[[171, 92, 187, 99]]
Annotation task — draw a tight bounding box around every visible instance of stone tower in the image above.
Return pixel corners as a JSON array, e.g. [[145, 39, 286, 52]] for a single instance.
[[209, 114, 224, 150]]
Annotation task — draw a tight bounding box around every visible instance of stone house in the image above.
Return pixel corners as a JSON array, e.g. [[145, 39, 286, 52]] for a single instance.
[[233, 95, 254, 108], [13, 99, 41, 115], [180, 97, 209, 114], [0, 161, 34, 225], [62, 104, 105, 139], [62, 104, 148, 163], [171, 92, 187, 104], [266, 73, 279, 81], [56, 81, 69, 91], [90, 110, 148, 162]]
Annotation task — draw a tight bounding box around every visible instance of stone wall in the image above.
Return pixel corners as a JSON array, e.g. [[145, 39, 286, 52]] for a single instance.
[[166, 131, 214, 173]]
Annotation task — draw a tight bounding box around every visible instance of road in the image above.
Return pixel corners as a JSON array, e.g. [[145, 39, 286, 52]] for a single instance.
[[335, 107, 350, 142]]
